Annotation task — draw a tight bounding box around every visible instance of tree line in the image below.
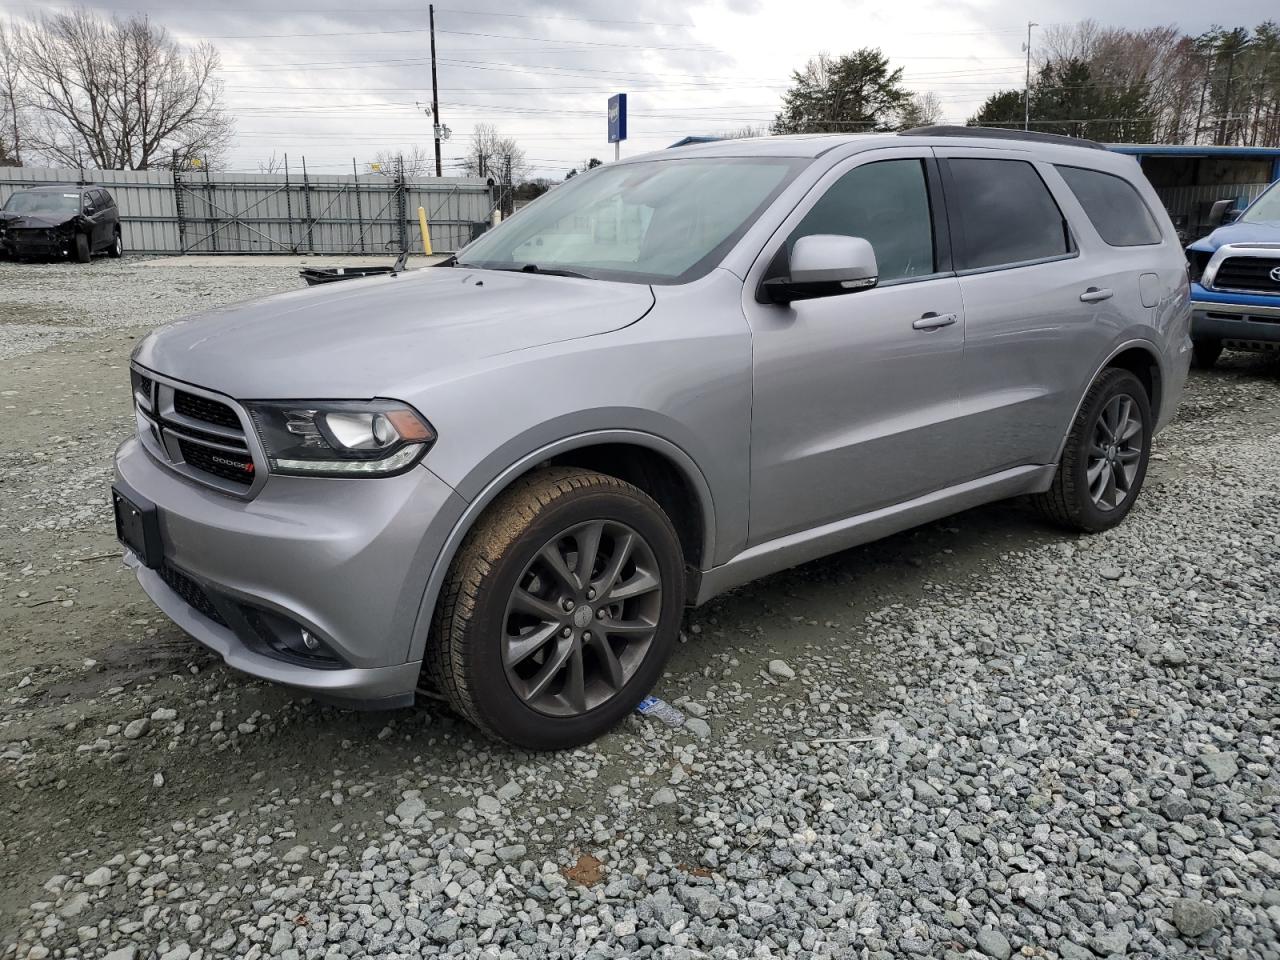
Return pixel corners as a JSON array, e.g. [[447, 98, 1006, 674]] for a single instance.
[[771, 20, 1280, 147], [974, 20, 1280, 145]]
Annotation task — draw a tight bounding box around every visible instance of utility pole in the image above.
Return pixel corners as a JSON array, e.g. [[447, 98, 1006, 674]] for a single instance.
[[429, 3, 442, 176], [1024, 21, 1038, 132]]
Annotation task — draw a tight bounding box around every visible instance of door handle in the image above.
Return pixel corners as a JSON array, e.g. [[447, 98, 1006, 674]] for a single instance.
[[912, 312, 958, 331], [1079, 287, 1114, 303]]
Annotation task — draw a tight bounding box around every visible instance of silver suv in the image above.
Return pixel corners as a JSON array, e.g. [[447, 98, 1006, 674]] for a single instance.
[[114, 128, 1191, 748]]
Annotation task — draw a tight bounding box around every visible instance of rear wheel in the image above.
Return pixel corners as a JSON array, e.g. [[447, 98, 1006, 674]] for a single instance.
[[1034, 368, 1152, 533], [427, 467, 685, 749], [108, 228, 123, 259], [1191, 338, 1222, 370], [73, 232, 91, 263]]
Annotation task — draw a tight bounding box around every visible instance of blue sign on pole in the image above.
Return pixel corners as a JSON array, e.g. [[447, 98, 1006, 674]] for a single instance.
[[608, 93, 628, 144]]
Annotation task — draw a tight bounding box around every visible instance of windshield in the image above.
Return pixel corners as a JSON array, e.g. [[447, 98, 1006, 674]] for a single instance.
[[457, 157, 801, 284], [1242, 180, 1280, 223], [3, 191, 82, 215]]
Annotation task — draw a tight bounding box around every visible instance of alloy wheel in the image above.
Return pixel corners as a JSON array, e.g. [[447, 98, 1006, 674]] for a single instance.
[[1087, 393, 1144, 511], [502, 519, 662, 717]]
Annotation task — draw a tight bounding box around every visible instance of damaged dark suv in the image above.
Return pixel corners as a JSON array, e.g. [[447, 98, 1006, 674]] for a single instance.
[[0, 184, 123, 262]]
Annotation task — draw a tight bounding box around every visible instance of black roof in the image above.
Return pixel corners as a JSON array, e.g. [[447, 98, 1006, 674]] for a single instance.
[[899, 125, 1107, 151]]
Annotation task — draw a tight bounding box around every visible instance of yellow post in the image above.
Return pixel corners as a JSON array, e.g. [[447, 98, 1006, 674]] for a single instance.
[[417, 206, 433, 256]]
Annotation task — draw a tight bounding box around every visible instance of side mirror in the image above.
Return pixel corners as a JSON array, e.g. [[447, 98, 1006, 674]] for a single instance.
[[83, 205, 95, 215], [1206, 199, 1236, 228], [1222, 208, 1241, 225], [760, 234, 879, 304]]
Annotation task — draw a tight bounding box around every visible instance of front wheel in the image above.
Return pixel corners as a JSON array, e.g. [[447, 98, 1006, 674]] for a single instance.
[[73, 232, 91, 263], [1034, 368, 1152, 533], [426, 467, 686, 749]]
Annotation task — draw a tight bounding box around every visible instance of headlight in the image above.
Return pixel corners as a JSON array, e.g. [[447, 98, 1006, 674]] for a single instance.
[[245, 400, 436, 477]]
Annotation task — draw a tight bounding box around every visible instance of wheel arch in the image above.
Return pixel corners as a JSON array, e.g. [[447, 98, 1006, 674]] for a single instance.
[[1053, 339, 1163, 463], [405, 430, 716, 664]]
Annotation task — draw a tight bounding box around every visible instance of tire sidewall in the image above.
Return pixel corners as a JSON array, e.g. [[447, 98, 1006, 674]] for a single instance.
[[460, 489, 685, 750], [110, 230, 123, 258], [74, 233, 91, 263], [1066, 371, 1152, 531]]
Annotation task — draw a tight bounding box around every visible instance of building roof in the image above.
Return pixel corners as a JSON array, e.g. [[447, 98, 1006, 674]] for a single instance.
[[1107, 144, 1280, 158]]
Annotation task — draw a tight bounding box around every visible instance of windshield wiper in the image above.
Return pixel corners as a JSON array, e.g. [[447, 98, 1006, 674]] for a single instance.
[[451, 261, 592, 279], [516, 263, 591, 279]]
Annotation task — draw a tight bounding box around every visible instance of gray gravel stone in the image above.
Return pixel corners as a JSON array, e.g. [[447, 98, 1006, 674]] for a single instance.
[[121, 717, 150, 740], [1199, 750, 1239, 784], [976, 928, 1011, 959], [767, 659, 795, 680], [1172, 897, 1220, 937]]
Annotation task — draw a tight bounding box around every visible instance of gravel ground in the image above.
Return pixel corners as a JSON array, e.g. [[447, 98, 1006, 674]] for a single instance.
[[1, 257, 1278, 960]]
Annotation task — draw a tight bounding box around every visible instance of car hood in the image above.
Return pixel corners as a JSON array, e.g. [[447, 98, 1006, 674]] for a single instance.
[[133, 266, 655, 399], [0, 211, 76, 229], [1187, 219, 1280, 254]]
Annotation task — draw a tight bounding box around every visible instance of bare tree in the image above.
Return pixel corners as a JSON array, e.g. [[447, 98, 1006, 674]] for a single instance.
[[13, 9, 232, 169], [461, 123, 527, 182], [714, 125, 767, 140], [256, 151, 285, 175], [0, 20, 22, 165], [897, 91, 942, 129], [372, 144, 433, 178]]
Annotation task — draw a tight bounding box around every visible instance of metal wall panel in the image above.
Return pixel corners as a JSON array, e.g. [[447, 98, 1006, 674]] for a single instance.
[[0, 165, 493, 256]]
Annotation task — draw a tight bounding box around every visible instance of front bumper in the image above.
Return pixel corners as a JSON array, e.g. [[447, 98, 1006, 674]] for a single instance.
[[1190, 285, 1280, 346], [2, 231, 72, 258], [114, 435, 467, 709]]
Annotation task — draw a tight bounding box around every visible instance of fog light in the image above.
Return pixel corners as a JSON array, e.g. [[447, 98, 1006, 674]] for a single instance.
[[300, 629, 320, 651]]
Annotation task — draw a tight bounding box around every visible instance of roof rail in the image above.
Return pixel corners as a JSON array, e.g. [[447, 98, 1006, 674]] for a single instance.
[[899, 125, 1107, 151]]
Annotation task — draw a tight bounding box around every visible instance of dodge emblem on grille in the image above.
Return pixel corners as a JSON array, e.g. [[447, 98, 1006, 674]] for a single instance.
[[210, 454, 254, 473]]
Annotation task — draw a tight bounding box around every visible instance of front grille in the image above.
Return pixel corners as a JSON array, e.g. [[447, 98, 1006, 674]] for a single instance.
[[130, 370, 154, 409], [177, 438, 255, 485], [131, 368, 260, 493], [158, 563, 227, 627], [174, 390, 241, 429], [1213, 257, 1280, 294]]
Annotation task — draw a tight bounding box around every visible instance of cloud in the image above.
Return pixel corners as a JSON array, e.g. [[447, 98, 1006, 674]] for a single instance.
[[7, 0, 1271, 177]]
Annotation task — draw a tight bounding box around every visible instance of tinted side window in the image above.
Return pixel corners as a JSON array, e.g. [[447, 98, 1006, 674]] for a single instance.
[[946, 158, 1071, 271], [1056, 165, 1161, 246], [787, 159, 935, 283]]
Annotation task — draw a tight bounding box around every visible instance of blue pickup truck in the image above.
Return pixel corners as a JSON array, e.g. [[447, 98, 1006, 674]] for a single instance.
[[1185, 179, 1280, 368]]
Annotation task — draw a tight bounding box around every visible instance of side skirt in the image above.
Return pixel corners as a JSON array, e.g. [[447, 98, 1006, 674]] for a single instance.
[[694, 463, 1056, 605]]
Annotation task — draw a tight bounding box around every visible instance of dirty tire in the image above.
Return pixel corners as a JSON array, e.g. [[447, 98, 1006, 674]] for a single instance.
[[1034, 368, 1152, 533], [108, 229, 123, 259], [1191, 338, 1222, 370], [426, 467, 685, 750], [74, 232, 91, 263]]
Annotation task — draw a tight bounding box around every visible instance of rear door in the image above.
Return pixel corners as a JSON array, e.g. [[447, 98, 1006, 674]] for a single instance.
[[742, 149, 968, 545], [933, 149, 1106, 476]]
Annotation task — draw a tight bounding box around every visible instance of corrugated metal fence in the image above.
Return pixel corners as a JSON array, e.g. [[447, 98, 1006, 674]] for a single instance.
[[1155, 181, 1271, 237], [0, 165, 495, 255]]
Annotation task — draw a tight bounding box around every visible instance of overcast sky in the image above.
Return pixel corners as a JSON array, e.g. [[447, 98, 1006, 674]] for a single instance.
[[2, 0, 1274, 178]]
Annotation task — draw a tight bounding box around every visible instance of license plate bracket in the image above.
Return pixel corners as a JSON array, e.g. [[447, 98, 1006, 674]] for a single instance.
[[112, 483, 162, 569]]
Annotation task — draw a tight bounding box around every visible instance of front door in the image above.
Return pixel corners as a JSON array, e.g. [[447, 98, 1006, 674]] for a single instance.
[[84, 190, 108, 250], [742, 151, 968, 546]]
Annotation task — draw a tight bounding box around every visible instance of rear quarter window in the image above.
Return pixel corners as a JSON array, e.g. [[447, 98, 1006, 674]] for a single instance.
[[1055, 165, 1162, 247]]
